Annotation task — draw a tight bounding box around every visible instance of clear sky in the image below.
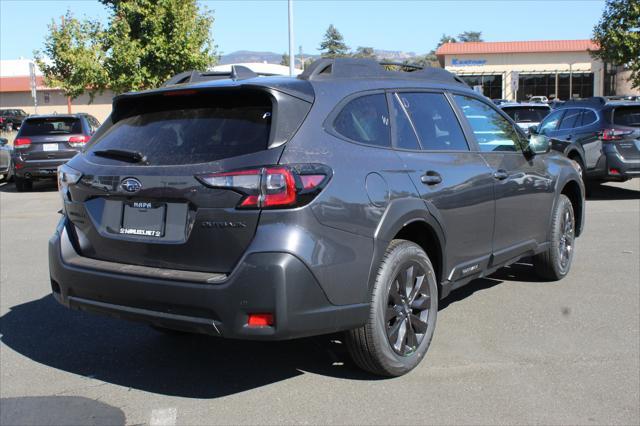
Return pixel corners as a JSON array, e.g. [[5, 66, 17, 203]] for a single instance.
[[0, 0, 606, 60]]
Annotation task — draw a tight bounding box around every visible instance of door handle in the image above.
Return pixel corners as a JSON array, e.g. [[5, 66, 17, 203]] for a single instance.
[[421, 171, 442, 185], [493, 169, 509, 180]]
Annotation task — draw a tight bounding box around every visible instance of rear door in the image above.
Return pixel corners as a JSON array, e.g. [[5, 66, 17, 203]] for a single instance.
[[65, 87, 310, 274], [452, 94, 555, 265], [390, 90, 495, 281]]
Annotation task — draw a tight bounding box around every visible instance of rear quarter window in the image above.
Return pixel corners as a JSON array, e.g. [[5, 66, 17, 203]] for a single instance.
[[333, 94, 391, 148]]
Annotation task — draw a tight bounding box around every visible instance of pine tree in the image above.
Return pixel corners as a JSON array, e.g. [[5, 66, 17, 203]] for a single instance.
[[319, 25, 349, 58]]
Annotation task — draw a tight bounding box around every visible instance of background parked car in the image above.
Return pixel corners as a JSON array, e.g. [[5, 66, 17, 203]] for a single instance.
[[12, 113, 100, 191], [529, 96, 549, 104], [0, 109, 28, 131], [0, 137, 12, 181], [534, 97, 640, 184], [499, 103, 551, 134]]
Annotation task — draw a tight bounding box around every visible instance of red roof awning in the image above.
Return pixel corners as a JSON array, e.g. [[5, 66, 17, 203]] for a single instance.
[[0, 76, 51, 93], [436, 39, 599, 57]]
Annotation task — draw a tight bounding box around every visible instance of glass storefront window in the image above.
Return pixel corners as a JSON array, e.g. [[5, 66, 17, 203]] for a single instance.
[[459, 75, 503, 99], [521, 73, 594, 101]]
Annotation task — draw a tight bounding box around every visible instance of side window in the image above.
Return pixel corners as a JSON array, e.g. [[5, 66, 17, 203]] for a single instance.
[[580, 110, 597, 126], [539, 110, 564, 135], [334, 94, 390, 147], [558, 108, 582, 130], [452, 95, 523, 152], [398, 92, 469, 151], [391, 95, 420, 150]]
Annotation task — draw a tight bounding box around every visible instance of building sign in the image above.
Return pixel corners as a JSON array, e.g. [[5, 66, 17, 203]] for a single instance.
[[451, 58, 487, 66]]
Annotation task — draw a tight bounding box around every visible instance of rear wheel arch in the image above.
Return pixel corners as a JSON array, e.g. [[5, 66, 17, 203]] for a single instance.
[[370, 198, 446, 296], [566, 148, 585, 168]]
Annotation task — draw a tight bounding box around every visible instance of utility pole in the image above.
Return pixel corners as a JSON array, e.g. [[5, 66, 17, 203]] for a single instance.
[[288, 0, 295, 76]]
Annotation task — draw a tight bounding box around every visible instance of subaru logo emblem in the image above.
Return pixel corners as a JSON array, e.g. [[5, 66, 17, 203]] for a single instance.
[[121, 177, 142, 193]]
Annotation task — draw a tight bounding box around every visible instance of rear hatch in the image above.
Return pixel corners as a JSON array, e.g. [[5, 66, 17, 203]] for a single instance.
[[611, 105, 640, 160], [17, 116, 86, 161], [64, 85, 312, 274]]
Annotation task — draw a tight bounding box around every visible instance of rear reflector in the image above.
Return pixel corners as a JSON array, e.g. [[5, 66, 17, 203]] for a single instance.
[[247, 313, 274, 327], [609, 168, 621, 175], [13, 137, 31, 149]]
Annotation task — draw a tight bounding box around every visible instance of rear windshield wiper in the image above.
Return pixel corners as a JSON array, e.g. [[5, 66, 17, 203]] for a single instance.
[[92, 149, 148, 164]]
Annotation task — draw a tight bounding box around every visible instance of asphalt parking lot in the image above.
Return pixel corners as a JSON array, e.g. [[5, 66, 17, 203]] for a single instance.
[[1, 179, 638, 425]]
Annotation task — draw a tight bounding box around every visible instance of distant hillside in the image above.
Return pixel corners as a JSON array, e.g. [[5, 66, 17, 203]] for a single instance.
[[219, 49, 421, 65]]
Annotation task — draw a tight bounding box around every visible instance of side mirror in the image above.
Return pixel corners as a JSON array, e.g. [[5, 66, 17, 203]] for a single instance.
[[0, 138, 8, 147], [528, 134, 550, 155], [528, 125, 539, 135]]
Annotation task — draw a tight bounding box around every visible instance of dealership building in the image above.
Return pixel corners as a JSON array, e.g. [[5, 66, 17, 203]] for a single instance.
[[436, 39, 638, 101]]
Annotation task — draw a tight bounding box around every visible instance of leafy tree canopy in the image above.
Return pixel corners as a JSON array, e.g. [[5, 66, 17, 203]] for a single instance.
[[352, 46, 375, 58], [457, 31, 483, 42], [36, 0, 216, 98], [319, 25, 349, 58], [592, 0, 640, 89]]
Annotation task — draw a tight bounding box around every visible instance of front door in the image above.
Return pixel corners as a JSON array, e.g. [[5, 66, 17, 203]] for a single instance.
[[452, 94, 556, 266]]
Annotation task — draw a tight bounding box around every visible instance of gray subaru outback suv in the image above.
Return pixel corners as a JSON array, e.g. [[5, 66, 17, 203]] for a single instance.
[[49, 59, 585, 376]]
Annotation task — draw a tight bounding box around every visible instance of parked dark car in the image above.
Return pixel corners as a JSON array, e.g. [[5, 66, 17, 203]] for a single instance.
[[12, 113, 100, 191], [49, 59, 584, 377], [499, 103, 551, 134], [0, 109, 28, 131], [0, 137, 12, 181], [534, 97, 640, 183]]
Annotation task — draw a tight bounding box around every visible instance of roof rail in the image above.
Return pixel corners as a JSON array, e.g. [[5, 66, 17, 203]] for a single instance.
[[162, 65, 259, 87], [561, 96, 608, 106], [298, 58, 467, 86]]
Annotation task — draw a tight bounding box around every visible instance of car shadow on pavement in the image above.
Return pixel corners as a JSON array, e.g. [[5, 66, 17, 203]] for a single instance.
[[0, 396, 126, 426], [0, 180, 58, 193], [587, 183, 640, 200], [0, 295, 382, 399]]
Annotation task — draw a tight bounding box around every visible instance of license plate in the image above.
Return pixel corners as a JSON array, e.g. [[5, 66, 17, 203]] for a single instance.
[[120, 202, 166, 237], [43, 143, 58, 151]]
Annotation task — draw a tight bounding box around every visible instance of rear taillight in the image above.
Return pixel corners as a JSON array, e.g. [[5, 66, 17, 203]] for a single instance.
[[68, 135, 90, 147], [196, 164, 331, 209], [57, 164, 82, 209], [14, 137, 31, 149], [600, 128, 633, 141]]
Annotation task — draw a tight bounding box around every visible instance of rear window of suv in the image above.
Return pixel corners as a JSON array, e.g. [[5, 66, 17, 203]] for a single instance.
[[502, 106, 550, 123], [20, 117, 82, 136], [613, 106, 640, 127], [89, 91, 273, 165]]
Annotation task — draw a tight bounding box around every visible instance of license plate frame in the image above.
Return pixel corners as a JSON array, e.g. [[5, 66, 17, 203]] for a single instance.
[[120, 202, 166, 238], [43, 143, 58, 152]]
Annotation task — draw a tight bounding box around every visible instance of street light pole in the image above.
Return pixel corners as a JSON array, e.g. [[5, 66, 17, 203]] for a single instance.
[[288, 0, 295, 76]]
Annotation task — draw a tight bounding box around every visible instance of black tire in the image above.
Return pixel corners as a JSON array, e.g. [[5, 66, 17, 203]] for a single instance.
[[14, 177, 32, 192], [534, 194, 576, 281], [345, 239, 438, 377]]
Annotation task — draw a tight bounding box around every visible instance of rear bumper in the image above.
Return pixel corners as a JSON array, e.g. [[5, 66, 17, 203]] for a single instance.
[[13, 155, 77, 179], [588, 146, 640, 182], [49, 218, 369, 340]]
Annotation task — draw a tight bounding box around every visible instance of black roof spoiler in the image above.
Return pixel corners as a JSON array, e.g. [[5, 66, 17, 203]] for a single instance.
[[163, 65, 259, 86], [298, 58, 467, 86]]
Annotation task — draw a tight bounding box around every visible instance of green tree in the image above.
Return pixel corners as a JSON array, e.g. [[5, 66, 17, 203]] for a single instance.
[[280, 52, 290, 66], [437, 34, 457, 48], [34, 12, 108, 101], [319, 25, 349, 58], [592, 0, 640, 89], [458, 31, 483, 42], [102, 0, 217, 93], [352, 46, 375, 58]]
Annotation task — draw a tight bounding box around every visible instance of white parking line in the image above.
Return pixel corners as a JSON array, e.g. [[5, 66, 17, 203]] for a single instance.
[[150, 408, 177, 426]]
